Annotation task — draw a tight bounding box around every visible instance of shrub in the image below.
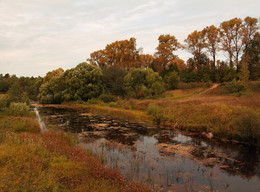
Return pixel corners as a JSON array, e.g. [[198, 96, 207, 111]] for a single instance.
[[233, 109, 260, 144], [147, 104, 164, 124], [99, 94, 116, 103], [221, 80, 246, 96], [6, 102, 30, 116]]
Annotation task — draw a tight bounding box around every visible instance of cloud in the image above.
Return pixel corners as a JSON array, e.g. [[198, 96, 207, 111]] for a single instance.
[[0, 0, 259, 76]]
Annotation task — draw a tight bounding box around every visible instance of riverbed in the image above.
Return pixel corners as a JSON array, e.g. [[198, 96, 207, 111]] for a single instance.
[[37, 106, 260, 192]]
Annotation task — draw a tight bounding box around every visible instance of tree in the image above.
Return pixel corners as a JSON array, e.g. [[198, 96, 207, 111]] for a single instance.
[[184, 30, 207, 71], [102, 65, 127, 96], [163, 71, 180, 90], [124, 68, 164, 98], [7, 83, 29, 105], [220, 17, 246, 71], [242, 16, 259, 48], [88, 50, 107, 67], [203, 25, 220, 68], [38, 68, 65, 104], [171, 58, 186, 72], [220, 19, 236, 68], [232, 18, 244, 72], [242, 32, 260, 80], [88, 38, 140, 70], [154, 34, 182, 74], [43, 68, 64, 84], [62, 62, 103, 101], [139, 54, 154, 68]]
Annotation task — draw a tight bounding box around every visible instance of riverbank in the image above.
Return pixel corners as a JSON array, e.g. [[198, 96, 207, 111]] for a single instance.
[[37, 102, 260, 192], [0, 111, 149, 191], [42, 81, 260, 146]]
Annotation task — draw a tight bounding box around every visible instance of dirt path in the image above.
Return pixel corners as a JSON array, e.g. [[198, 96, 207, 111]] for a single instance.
[[208, 83, 220, 90], [198, 83, 220, 95]]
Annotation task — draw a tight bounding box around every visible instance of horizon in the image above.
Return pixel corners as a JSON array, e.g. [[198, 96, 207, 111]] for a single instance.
[[0, 0, 259, 77]]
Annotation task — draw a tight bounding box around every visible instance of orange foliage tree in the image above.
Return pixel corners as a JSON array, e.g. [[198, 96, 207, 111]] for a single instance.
[[184, 30, 207, 70], [88, 38, 140, 70], [203, 25, 220, 68], [154, 34, 182, 74]]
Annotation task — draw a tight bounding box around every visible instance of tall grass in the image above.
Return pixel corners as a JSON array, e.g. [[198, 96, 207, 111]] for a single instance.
[[0, 131, 149, 192], [0, 115, 40, 134]]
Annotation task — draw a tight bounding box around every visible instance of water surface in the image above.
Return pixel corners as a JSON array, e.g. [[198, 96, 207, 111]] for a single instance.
[[38, 107, 260, 192]]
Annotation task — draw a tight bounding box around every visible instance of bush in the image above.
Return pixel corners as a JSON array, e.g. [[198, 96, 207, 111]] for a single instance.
[[99, 94, 116, 103], [233, 109, 260, 144], [6, 102, 30, 116], [221, 80, 246, 96], [147, 104, 164, 124]]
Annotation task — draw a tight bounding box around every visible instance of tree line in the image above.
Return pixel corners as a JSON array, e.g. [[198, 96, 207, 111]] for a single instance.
[[88, 16, 259, 82], [0, 16, 259, 104]]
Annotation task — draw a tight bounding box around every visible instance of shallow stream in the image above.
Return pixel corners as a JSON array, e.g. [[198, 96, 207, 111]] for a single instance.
[[37, 106, 260, 192]]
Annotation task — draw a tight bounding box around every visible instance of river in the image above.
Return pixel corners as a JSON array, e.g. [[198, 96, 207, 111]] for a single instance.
[[36, 106, 260, 192]]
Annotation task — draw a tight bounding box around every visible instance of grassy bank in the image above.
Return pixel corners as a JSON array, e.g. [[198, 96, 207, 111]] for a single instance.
[[0, 107, 149, 191], [56, 81, 260, 146]]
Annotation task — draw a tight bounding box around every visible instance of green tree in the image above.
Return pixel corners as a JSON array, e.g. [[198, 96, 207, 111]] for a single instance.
[[102, 65, 127, 96], [241, 32, 260, 80], [163, 71, 180, 90], [38, 68, 64, 104], [7, 83, 29, 105], [62, 62, 103, 101], [124, 68, 164, 98]]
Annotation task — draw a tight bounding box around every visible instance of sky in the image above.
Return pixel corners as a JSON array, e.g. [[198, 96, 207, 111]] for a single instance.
[[0, 0, 259, 77]]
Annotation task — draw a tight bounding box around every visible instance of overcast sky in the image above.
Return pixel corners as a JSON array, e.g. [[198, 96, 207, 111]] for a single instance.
[[0, 0, 259, 77]]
